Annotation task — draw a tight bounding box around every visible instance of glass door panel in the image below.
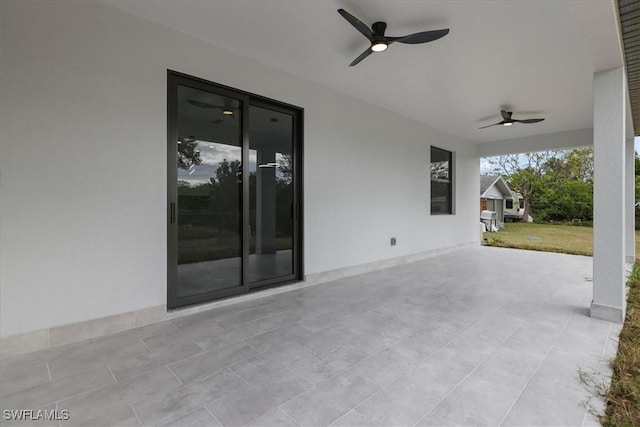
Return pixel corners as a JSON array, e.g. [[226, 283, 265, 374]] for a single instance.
[[175, 85, 243, 298], [248, 105, 294, 283]]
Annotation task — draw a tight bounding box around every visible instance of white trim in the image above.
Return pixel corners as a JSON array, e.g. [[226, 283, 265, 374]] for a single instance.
[[590, 301, 625, 324]]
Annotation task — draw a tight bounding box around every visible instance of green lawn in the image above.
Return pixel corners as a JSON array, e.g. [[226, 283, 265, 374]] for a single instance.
[[484, 222, 640, 257]]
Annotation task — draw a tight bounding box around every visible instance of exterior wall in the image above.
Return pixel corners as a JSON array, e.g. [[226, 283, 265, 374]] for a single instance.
[[0, 1, 478, 338], [483, 186, 504, 199]]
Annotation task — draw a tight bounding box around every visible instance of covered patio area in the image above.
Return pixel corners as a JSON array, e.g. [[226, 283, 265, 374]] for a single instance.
[[1, 247, 619, 426]]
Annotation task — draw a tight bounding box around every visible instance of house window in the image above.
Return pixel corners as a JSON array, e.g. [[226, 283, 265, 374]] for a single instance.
[[430, 146, 453, 214], [506, 199, 513, 209]]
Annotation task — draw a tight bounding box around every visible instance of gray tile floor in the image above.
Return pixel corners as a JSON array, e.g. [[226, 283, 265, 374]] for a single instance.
[[0, 247, 621, 427]]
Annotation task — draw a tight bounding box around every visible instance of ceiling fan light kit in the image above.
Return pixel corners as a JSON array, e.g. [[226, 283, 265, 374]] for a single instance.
[[371, 42, 388, 52], [337, 8, 450, 66]]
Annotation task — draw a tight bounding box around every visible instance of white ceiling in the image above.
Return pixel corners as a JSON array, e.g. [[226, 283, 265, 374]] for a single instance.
[[107, 0, 624, 144]]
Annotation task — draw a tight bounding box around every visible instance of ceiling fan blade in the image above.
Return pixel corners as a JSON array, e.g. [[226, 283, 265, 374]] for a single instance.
[[514, 118, 545, 124], [500, 110, 512, 120], [188, 99, 218, 109], [349, 47, 373, 66], [391, 28, 449, 44], [479, 121, 505, 129], [338, 9, 374, 40]]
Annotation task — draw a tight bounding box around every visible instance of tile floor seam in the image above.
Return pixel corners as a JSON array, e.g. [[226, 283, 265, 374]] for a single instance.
[[200, 319, 306, 351], [580, 322, 614, 427], [106, 363, 119, 383], [289, 359, 352, 389], [276, 406, 302, 426], [222, 368, 315, 427], [496, 311, 575, 427], [128, 401, 145, 427], [204, 405, 224, 427], [225, 366, 252, 387], [53, 375, 121, 412], [141, 339, 154, 353], [165, 364, 184, 385], [329, 409, 382, 427], [127, 375, 185, 408], [411, 321, 527, 427], [275, 373, 377, 426], [241, 340, 263, 354], [190, 338, 209, 353], [283, 367, 315, 388]]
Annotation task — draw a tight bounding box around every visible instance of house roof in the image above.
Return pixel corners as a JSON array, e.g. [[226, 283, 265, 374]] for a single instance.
[[618, 0, 640, 135], [106, 1, 634, 142], [480, 175, 512, 198]]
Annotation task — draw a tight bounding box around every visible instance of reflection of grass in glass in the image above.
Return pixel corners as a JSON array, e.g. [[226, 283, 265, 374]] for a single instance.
[[178, 226, 293, 264]]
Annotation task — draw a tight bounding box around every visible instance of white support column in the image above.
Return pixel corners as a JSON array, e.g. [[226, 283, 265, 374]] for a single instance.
[[592, 67, 627, 323], [626, 137, 635, 264]]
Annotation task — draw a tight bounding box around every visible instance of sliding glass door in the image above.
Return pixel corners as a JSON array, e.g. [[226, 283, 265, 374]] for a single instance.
[[167, 71, 302, 309], [248, 104, 296, 283]]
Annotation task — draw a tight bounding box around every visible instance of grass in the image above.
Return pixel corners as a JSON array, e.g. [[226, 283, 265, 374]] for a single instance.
[[483, 222, 594, 255], [598, 262, 640, 426], [483, 222, 640, 257]]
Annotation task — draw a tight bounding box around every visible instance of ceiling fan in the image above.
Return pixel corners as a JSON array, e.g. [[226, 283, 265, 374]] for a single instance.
[[337, 8, 450, 67], [479, 110, 545, 129]]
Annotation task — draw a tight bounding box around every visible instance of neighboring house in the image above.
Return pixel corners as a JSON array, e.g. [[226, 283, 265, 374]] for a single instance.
[[480, 175, 512, 224], [480, 175, 533, 224]]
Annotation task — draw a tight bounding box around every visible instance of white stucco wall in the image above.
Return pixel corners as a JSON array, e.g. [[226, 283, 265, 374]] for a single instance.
[[0, 1, 478, 337]]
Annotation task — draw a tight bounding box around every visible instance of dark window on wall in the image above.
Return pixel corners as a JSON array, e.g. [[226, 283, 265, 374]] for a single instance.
[[430, 146, 453, 214], [506, 199, 513, 209]]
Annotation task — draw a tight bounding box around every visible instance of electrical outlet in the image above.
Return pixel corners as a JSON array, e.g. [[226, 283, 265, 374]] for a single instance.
[[390, 237, 396, 246]]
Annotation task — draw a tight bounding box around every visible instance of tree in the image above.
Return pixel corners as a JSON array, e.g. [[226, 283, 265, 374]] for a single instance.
[[486, 148, 595, 222], [490, 151, 554, 222], [537, 148, 593, 221]]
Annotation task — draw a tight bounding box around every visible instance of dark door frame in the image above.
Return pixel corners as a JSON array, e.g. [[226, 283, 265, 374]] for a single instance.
[[167, 70, 304, 310]]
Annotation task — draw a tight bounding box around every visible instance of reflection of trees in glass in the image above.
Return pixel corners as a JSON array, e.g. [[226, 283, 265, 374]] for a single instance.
[[178, 152, 295, 260], [430, 161, 449, 180], [177, 139, 202, 169], [209, 159, 241, 233], [178, 157, 243, 263], [277, 153, 293, 184], [276, 153, 293, 242]]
